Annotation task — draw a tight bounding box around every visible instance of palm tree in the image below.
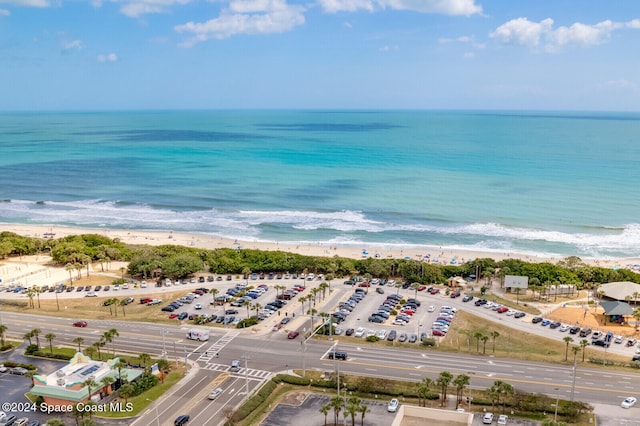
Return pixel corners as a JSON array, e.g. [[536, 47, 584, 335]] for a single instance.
[[118, 383, 135, 403], [138, 353, 151, 370], [242, 267, 251, 285], [23, 331, 34, 346], [319, 282, 329, 300], [437, 371, 453, 407], [45, 332, 56, 353], [119, 266, 126, 280], [453, 374, 470, 409], [210, 288, 219, 305], [481, 335, 490, 354], [119, 299, 128, 317], [417, 377, 433, 407], [330, 395, 345, 425], [490, 331, 500, 353], [358, 404, 369, 426], [0, 324, 7, 347], [100, 375, 115, 395], [410, 282, 421, 300], [65, 263, 75, 284], [31, 328, 41, 348], [33, 285, 42, 309], [563, 336, 574, 361], [73, 337, 85, 353], [26, 287, 36, 309], [114, 359, 127, 383], [633, 308, 640, 331], [253, 302, 262, 317], [571, 345, 580, 364], [580, 339, 590, 362], [319, 404, 330, 426], [473, 330, 485, 353], [346, 396, 361, 426], [489, 380, 514, 413], [104, 328, 119, 355], [83, 377, 99, 402], [93, 339, 105, 360], [514, 287, 521, 304]]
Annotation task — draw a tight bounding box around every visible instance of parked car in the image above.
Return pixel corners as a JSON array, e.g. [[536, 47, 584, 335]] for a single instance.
[[532, 317, 543, 324], [497, 414, 509, 425], [387, 398, 399, 413], [462, 294, 473, 302], [482, 412, 494, 424]]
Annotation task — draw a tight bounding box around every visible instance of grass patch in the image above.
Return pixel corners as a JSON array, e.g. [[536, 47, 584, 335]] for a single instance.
[[97, 369, 184, 418]]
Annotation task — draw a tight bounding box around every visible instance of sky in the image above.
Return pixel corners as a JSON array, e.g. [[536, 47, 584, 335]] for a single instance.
[[1, 0, 640, 111]]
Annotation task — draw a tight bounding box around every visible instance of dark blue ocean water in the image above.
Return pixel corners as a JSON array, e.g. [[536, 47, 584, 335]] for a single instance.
[[1, 110, 639, 258]]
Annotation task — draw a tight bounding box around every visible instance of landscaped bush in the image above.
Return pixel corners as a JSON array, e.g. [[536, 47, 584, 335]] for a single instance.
[[422, 338, 436, 347], [274, 374, 311, 386], [132, 372, 159, 396], [236, 317, 259, 328], [365, 336, 379, 342], [30, 351, 72, 361], [3, 361, 37, 370], [25, 344, 39, 355], [233, 379, 278, 421], [0, 344, 13, 352]]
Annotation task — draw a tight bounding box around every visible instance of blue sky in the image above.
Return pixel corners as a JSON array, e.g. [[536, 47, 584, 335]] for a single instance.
[[1, 0, 639, 111]]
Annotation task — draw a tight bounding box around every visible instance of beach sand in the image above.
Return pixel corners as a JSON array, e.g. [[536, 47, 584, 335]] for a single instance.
[[1, 223, 639, 269]]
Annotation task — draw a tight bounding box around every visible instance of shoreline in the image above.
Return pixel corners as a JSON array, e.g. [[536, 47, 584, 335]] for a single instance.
[[2, 222, 640, 270]]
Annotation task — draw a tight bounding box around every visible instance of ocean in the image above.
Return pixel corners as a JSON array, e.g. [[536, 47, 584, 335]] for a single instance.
[[0, 110, 639, 259]]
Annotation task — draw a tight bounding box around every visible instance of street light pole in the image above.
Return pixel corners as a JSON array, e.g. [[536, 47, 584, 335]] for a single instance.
[[554, 387, 559, 422], [467, 371, 474, 412], [570, 352, 577, 402], [146, 398, 160, 426]]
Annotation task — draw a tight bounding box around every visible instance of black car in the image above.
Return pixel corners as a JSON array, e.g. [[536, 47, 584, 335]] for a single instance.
[[592, 339, 610, 347], [178, 312, 188, 320], [387, 330, 397, 341], [549, 321, 561, 329], [475, 298, 487, 306], [161, 306, 175, 312], [376, 287, 385, 294], [174, 414, 190, 426], [207, 275, 214, 282], [569, 326, 580, 334], [225, 309, 239, 315], [368, 315, 384, 323], [198, 276, 205, 283], [94, 285, 102, 291], [532, 316, 543, 324], [409, 334, 418, 343], [514, 312, 526, 318], [462, 294, 474, 302], [345, 328, 355, 336]]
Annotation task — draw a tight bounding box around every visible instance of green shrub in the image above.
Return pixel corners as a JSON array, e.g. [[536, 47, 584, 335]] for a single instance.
[[237, 317, 259, 328], [25, 344, 39, 355], [233, 380, 278, 421], [421, 338, 437, 347], [112, 278, 126, 284], [274, 374, 311, 386], [365, 336, 379, 342]]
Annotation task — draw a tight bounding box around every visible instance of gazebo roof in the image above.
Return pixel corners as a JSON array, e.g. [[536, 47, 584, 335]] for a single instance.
[[600, 300, 634, 316]]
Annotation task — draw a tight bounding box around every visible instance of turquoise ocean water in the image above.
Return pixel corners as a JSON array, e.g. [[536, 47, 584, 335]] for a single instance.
[[0, 110, 639, 259]]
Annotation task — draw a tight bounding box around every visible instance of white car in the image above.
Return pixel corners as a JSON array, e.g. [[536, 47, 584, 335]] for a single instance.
[[392, 319, 407, 326], [497, 414, 508, 425], [482, 412, 494, 424], [366, 329, 376, 338], [559, 324, 570, 332], [122, 284, 129, 289], [113, 284, 120, 291], [194, 303, 202, 310], [140, 281, 147, 288], [615, 335, 624, 344], [0, 364, 7, 373], [622, 396, 637, 408], [208, 387, 224, 400], [376, 329, 387, 339], [506, 309, 516, 316], [387, 398, 399, 413], [427, 305, 436, 312], [354, 327, 365, 337]]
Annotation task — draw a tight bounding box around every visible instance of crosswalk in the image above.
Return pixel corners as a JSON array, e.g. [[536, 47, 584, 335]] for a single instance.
[[196, 330, 239, 362], [202, 362, 272, 380]]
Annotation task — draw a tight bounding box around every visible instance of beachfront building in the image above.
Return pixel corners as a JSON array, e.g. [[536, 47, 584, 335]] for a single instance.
[[30, 352, 143, 406], [599, 300, 634, 325]]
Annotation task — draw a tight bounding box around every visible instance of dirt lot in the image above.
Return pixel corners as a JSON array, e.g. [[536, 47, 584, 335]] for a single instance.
[[547, 304, 638, 338]]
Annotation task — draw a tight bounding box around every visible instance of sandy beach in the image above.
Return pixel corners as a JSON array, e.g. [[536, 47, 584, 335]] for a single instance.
[[2, 222, 639, 270]]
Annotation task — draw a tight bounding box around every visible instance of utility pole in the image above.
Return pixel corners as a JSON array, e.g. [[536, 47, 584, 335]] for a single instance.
[[242, 353, 251, 395], [570, 352, 577, 402], [301, 340, 306, 377]]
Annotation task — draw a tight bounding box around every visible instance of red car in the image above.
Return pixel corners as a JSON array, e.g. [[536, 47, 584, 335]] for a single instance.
[[169, 313, 179, 319], [287, 331, 299, 339], [417, 285, 427, 291], [428, 288, 440, 294], [497, 306, 509, 313], [73, 321, 87, 327], [432, 329, 446, 336], [358, 282, 371, 287], [400, 310, 414, 316]]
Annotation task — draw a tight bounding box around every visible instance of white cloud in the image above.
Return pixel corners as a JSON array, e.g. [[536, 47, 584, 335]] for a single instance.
[[605, 79, 637, 90], [318, 0, 481, 16], [463, 51, 474, 58], [109, 0, 191, 18], [490, 17, 640, 52], [343, 21, 352, 28], [97, 53, 118, 62], [175, 0, 305, 45], [0, 0, 49, 6], [0, 8, 10, 15], [379, 44, 398, 52], [62, 39, 83, 50]]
